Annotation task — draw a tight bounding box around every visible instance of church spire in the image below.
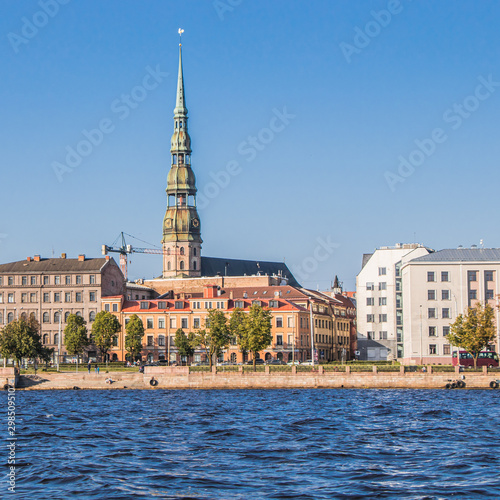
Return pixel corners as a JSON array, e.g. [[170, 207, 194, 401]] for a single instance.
[[174, 49, 187, 116], [162, 29, 202, 279], [174, 29, 187, 117]]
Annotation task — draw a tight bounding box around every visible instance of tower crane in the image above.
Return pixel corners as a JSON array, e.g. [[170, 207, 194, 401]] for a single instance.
[[102, 232, 166, 280]]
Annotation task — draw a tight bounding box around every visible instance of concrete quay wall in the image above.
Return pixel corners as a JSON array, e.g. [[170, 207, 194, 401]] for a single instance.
[[15, 367, 500, 390]]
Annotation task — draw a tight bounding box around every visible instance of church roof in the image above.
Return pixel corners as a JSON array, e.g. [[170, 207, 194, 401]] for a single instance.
[[200, 256, 300, 287]]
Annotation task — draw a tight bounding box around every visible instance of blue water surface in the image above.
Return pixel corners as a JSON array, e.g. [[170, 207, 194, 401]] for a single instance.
[[2, 389, 500, 499]]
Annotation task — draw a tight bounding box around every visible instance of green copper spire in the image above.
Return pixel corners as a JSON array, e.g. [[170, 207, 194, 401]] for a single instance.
[[174, 41, 187, 117]]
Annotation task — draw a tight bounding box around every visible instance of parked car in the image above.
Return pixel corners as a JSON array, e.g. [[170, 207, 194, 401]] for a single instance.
[[301, 360, 316, 366], [287, 360, 301, 366], [266, 359, 286, 365], [192, 361, 210, 366], [246, 359, 265, 365]]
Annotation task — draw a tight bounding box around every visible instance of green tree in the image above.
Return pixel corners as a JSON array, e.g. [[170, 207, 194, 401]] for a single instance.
[[0, 317, 44, 367], [91, 311, 121, 366], [447, 302, 496, 369], [125, 314, 145, 362], [174, 328, 195, 365], [193, 310, 231, 369], [64, 314, 89, 372], [234, 304, 272, 371]]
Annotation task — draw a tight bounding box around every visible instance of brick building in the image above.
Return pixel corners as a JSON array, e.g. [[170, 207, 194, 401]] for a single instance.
[[0, 254, 124, 361]]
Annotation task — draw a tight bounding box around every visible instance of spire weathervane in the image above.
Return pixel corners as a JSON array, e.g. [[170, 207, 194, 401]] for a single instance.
[[178, 28, 184, 46]]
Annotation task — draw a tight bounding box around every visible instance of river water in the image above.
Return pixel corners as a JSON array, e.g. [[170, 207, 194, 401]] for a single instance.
[[2, 389, 500, 499]]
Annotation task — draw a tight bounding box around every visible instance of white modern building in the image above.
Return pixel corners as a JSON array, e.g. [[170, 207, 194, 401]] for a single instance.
[[356, 243, 431, 361], [401, 247, 500, 365]]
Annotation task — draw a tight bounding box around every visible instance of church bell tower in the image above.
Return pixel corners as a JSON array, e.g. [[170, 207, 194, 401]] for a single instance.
[[162, 32, 202, 278]]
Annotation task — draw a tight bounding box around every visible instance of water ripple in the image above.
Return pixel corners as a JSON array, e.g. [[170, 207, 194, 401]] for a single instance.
[[1, 389, 500, 499]]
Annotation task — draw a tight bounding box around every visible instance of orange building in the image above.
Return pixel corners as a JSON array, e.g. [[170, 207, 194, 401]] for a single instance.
[[103, 284, 354, 364]]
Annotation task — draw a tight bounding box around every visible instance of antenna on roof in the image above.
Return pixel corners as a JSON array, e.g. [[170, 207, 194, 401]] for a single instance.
[[480, 239, 484, 248]]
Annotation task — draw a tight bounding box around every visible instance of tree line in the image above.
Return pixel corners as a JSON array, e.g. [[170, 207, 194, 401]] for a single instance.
[[0, 304, 272, 371]]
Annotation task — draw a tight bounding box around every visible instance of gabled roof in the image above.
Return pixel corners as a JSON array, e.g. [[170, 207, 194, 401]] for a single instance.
[[410, 248, 500, 263], [0, 257, 114, 274], [201, 256, 299, 286]]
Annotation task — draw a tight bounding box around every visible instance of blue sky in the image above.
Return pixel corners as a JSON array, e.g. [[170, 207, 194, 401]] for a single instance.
[[1, 0, 500, 290]]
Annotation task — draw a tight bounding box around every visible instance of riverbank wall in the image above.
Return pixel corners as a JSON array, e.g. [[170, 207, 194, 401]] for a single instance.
[[14, 366, 500, 390]]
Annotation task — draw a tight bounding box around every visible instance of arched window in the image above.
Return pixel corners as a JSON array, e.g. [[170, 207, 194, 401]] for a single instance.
[[0, 313, 2, 324], [65, 311, 70, 322], [89, 311, 96, 322], [179, 261, 185, 270], [265, 352, 272, 360], [7, 313, 13, 323], [43, 334, 48, 344], [167, 262, 171, 271], [54, 311, 60, 323], [54, 333, 59, 345], [42, 312, 49, 323], [76, 311, 81, 317], [277, 352, 283, 361], [20, 312, 27, 321], [230, 353, 237, 363], [193, 261, 197, 270], [288, 352, 293, 362], [180, 247, 185, 256]]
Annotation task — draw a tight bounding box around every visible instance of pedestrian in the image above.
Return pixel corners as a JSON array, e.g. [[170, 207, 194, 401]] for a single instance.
[[95, 363, 99, 374], [88, 360, 91, 374]]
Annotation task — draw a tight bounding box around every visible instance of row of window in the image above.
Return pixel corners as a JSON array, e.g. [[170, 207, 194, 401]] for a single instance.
[[426, 270, 495, 282], [428, 308, 451, 319], [429, 326, 450, 336], [366, 282, 387, 291], [0, 275, 96, 286], [367, 297, 387, 306], [367, 314, 387, 323], [0, 310, 96, 326], [0, 291, 96, 304], [367, 331, 388, 340], [428, 344, 452, 355]]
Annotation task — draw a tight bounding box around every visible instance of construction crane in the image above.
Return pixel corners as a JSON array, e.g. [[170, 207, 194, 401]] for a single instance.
[[102, 232, 166, 280]]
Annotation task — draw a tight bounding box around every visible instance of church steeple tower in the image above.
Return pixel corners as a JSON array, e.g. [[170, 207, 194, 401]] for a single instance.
[[162, 31, 202, 278]]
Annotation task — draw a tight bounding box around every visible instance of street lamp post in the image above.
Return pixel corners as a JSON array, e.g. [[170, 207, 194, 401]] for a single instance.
[[419, 305, 423, 366], [56, 309, 62, 372]]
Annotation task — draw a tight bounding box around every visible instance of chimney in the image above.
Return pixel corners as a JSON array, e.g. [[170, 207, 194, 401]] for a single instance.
[[203, 285, 217, 299], [105, 255, 110, 261], [34, 255, 41, 262], [61, 253, 66, 259], [78, 254, 85, 262], [26, 257, 32, 262], [229, 291, 234, 300]]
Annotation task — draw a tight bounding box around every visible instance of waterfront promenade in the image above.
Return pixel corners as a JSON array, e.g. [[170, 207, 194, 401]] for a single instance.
[[5, 365, 499, 391]]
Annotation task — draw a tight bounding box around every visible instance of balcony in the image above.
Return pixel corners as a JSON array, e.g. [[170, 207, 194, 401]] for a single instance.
[[273, 342, 295, 350]]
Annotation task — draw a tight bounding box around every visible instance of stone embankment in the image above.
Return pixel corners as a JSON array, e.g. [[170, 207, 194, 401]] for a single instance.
[[9, 365, 500, 390]]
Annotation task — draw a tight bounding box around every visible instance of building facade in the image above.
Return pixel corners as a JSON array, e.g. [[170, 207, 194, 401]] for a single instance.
[[103, 285, 353, 364], [0, 254, 124, 361], [401, 248, 500, 364], [356, 244, 431, 361]]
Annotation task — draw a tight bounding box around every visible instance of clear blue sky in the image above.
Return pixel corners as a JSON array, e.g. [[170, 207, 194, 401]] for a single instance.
[[1, 0, 500, 290]]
